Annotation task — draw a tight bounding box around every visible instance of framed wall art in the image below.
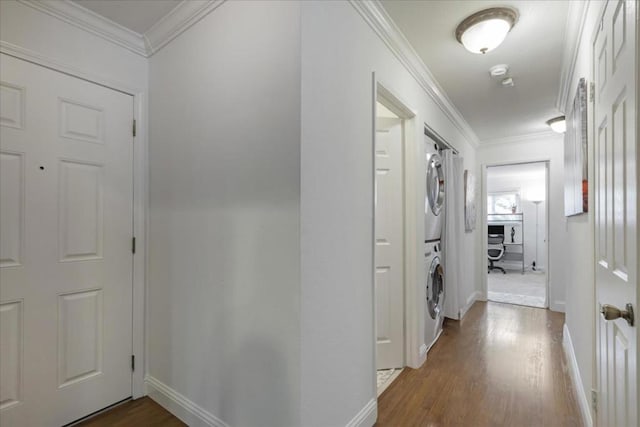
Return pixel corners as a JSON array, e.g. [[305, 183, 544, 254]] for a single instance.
[[564, 77, 588, 216], [464, 170, 476, 232]]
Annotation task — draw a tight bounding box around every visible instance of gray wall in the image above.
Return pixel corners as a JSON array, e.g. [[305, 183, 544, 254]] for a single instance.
[[148, 2, 301, 426], [300, 2, 478, 425]]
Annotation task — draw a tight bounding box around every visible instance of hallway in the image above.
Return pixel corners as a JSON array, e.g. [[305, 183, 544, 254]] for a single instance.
[[78, 302, 582, 426], [2, 1, 637, 425], [376, 302, 581, 426]]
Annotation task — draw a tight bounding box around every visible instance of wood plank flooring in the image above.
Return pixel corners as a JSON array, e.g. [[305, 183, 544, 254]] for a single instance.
[[376, 301, 582, 427], [73, 397, 184, 427], [74, 301, 581, 427]]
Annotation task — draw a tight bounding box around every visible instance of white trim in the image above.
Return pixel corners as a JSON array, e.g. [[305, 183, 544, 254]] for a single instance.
[[0, 42, 148, 401], [376, 84, 419, 119], [16, 0, 228, 58], [459, 291, 480, 319], [145, 376, 229, 427], [480, 160, 552, 310], [481, 165, 488, 301], [0, 42, 138, 96], [374, 79, 424, 376], [480, 130, 558, 147], [550, 300, 566, 313], [370, 73, 378, 400], [426, 329, 443, 353], [563, 324, 594, 427], [17, 0, 147, 57], [418, 343, 428, 362], [556, 0, 591, 112], [350, 0, 480, 148], [143, 0, 226, 56], [131, 91, 148, 399], [345, 398, 377, 427]]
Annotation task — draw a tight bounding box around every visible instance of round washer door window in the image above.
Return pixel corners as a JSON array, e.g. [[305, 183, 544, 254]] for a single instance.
[[426, 153, 445, 216], [427, 257, 444, 320]]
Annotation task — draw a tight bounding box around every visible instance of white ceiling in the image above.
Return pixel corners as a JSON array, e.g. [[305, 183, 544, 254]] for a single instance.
[[381, 0, 569, 143], [69, 0, 568, 145], [72, 0, 181, 34]]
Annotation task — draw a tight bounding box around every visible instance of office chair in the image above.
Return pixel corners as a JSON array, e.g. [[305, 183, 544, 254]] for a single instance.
[[488, 233, 506, 274]]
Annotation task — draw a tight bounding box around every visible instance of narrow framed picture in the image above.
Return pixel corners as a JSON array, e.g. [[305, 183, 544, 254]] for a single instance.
[[564, 78, 588, 216], [464, 170, 476, 232]]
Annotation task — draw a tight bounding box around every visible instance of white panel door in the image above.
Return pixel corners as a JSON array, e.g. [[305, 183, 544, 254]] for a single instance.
[[375, 114, 404, 370], [593, 1, 637, 426], [0, 54, 134, 426]]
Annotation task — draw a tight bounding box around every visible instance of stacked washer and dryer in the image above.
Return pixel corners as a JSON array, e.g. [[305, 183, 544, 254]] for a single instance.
[[424, 135, 446, 350]]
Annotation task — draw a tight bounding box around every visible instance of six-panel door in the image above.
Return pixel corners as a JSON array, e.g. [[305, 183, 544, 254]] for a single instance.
[[0, 54, 134, 426]]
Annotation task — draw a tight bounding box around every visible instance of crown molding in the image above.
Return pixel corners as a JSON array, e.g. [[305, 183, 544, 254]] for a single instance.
[[18, 0, 147, 57], [479, 130, 560, 147], [17, 0, 227, 58], [144, 0, 225, 56], [0, 41, 140, 95], [350, 0, 480, 148], [556, 0, 590, 112]]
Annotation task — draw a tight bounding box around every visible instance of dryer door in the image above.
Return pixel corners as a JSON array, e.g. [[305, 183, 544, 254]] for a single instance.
[[426, 152, 444, 216], [427, 256, 444, 320]]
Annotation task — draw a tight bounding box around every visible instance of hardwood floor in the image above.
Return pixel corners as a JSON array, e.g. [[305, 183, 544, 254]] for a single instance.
[[73, 301, 580, 427], [376, 301, 582, 427], [73, 397, 184, 427]]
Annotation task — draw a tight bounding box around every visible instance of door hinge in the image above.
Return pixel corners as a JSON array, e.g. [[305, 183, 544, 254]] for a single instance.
[[132, 237, 136, 254], [132, 119, 136, 138], [591, 389, 598, 412], [590, 81, 596, 103], [131, 355, 135, 372]]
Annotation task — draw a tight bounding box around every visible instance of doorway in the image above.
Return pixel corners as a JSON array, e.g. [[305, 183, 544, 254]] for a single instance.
[[485, 162, 549, 308], [374, 100, 405, 395], [372, 82, 419, 396]]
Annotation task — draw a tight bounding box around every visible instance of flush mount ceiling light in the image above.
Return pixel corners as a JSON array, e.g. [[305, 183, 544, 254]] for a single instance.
[[455, 7, 518, 54], [546, 116, 566, 133]]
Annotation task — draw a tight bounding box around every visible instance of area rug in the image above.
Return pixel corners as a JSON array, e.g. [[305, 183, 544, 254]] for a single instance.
[[487, 271, 546, 308]]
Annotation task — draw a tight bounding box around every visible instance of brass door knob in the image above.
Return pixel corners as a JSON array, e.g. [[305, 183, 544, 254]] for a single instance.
[[600, 303, 635, 326]]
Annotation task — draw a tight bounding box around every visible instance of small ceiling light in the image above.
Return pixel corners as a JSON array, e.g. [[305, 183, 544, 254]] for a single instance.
[[547, 116, 566, 133], [489, 64, 509, 78], [455, 7, 518, 54], [501, 77, 514, 87]]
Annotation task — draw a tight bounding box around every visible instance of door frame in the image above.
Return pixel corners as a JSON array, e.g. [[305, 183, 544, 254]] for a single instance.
[[371, 75, 421, 394], [0, 42, 148, 399], [480, 160, 551, 308]]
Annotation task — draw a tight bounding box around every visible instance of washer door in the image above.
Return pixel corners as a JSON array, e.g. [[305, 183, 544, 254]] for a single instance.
[[426, 152, 445, 216], [426, 256, 444, 320]]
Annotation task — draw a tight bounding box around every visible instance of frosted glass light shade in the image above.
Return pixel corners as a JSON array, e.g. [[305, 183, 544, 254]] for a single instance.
[[547, 116, 566, 133], [456, 8, 518, 55], [460, 19, 511, 54]]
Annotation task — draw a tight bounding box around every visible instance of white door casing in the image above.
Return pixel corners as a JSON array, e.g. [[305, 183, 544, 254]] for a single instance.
[[0, 54, 134, 426], [375, 112, 404, 370], [593, 1, 637, 425]]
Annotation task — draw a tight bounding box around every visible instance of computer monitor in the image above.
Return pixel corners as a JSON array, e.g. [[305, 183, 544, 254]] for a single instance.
[[488, 225, 504, 235]]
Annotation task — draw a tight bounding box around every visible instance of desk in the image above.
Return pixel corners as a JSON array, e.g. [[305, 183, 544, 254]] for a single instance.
[[488, 213, 524, 273]]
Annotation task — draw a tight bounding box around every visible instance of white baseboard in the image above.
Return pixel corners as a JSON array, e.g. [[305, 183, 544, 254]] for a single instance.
[[146, 375, 377, 427], [145, 375, 229, 427], [459, 291, 480, 319], [562, 325, 593, 427], [345, 398, 377, 427], [417, 343, 428, 367], [551, 300, 566, 312]]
